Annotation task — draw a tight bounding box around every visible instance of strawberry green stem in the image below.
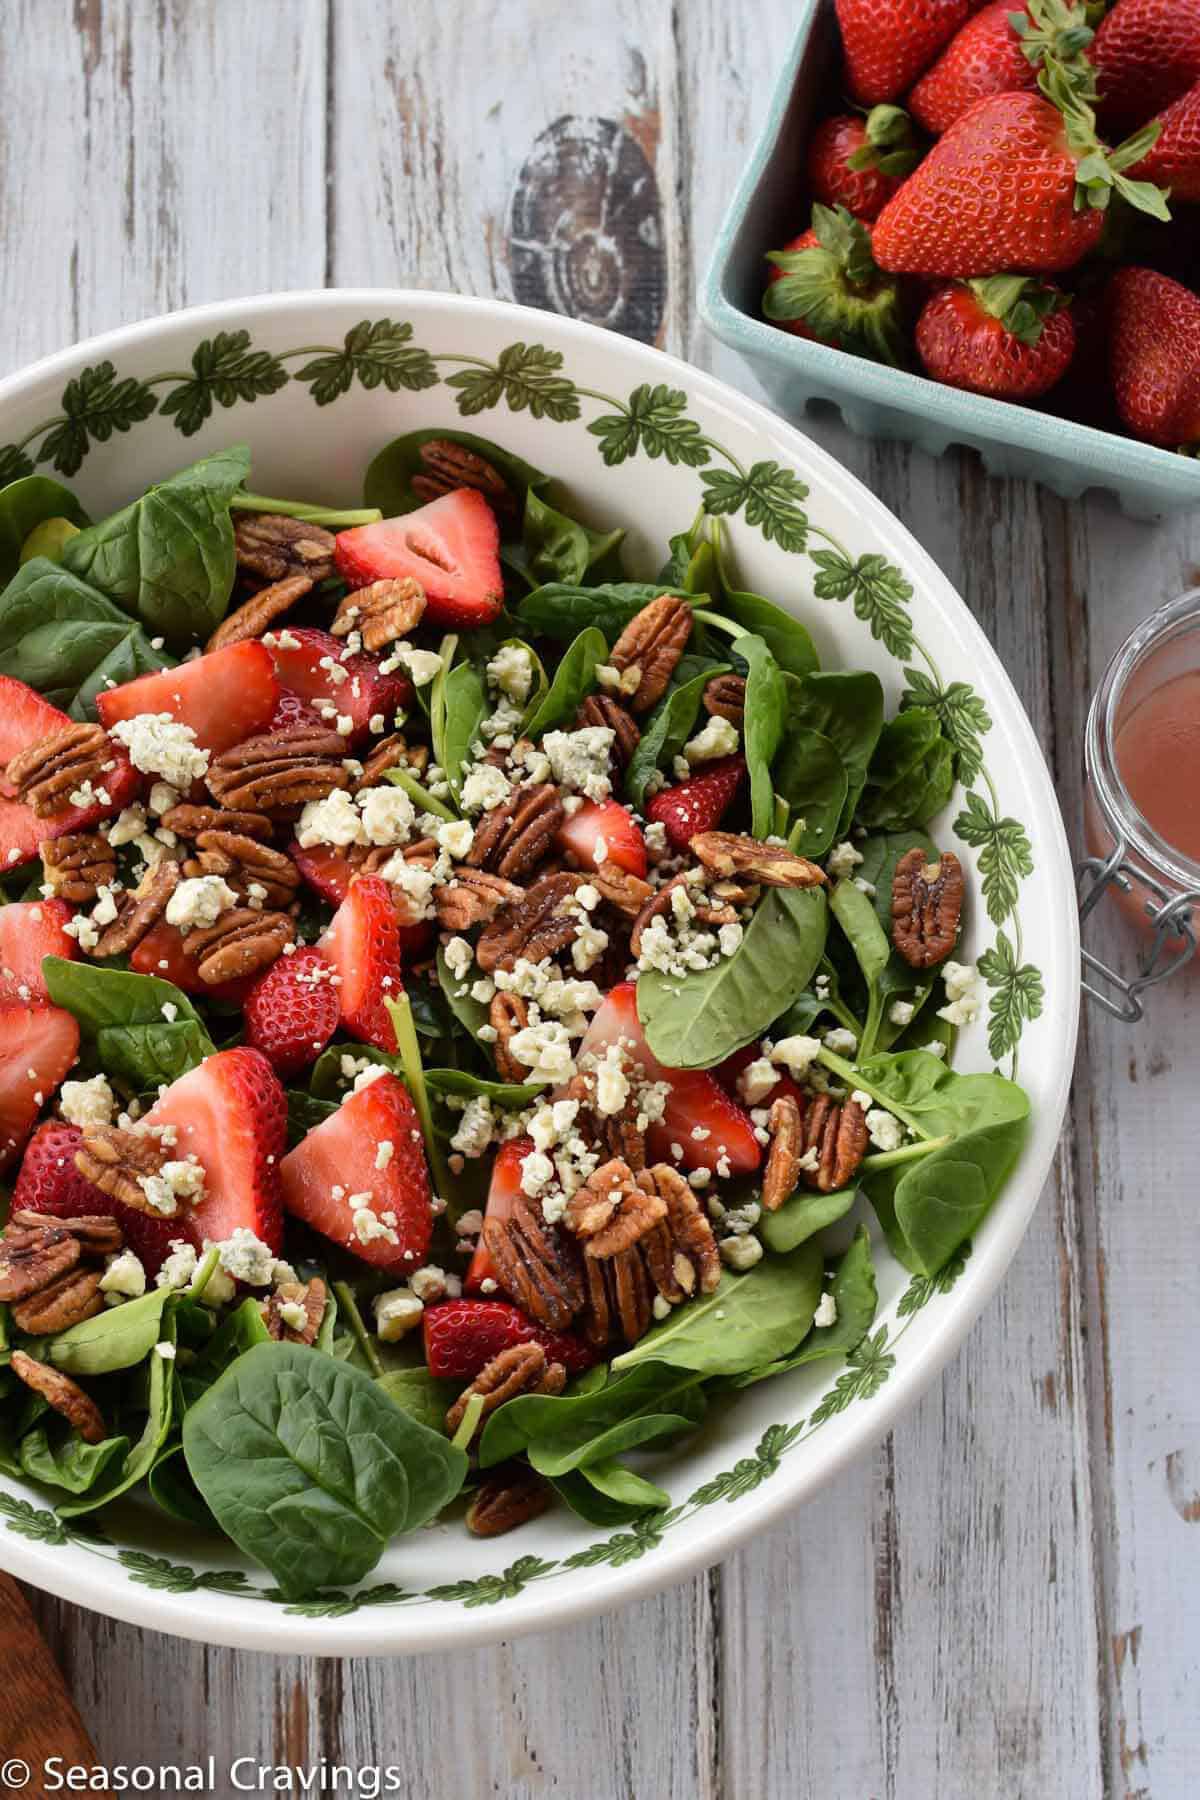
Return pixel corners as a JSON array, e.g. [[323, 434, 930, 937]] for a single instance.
[[1039, 58, 1171, 220]]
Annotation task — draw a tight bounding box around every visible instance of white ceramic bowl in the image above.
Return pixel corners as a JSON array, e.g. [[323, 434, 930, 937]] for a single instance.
[[0, 291, 1078, 1653]]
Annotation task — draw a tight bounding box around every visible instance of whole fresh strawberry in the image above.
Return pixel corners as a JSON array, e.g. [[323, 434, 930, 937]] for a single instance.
[[1107, 268, 1200, 448], [645, 754, 744, 853], [872, 79, 1170, 277], [916, 276, 1076, 398], [807, 107, 920, 220], [1129, 81, 1200, 203], [835, 0, 980, 105], [908, 0, 1096, 137], [1091, 0, 1200, 137], [764, 207, 906, 361]]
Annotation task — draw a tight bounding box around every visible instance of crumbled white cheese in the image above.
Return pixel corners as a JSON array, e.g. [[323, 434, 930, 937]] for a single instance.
[[823, 1027, 858, 1058], [139, 1156, 206, 1217], [147, 781, 180, 817], [826, 840, 864, 881], [865, 1108, 905, 1152], [594, 1049, 631, 1117], [684, 715, 740, 764], [165, 874, 238, 932], [214, 1227, 278, 1286], [937, 960, 982, 1028], [111, 713, 210, 787], [719, 1234, 764, 1271], [814, 1292, 838, 1329], [107, 803, 149, 848], [541, 727, 614, 802], [737, 1058, 780, 1106], [520, 1149, 555, 1197], [374, 1286, 423, 1341], [770, 1035, 822, 1078], [99, 1250, 146, 1304], [59, 1074, 116, 1130], [358, 784, 417, 846], [460, 763, 512, 814], [154, 1240, 199, 1290], [443, 936, 474, 979], [351, 1203, 400, 1248], [487, 643, 535, 704], [297, 789, 367, 849], [450, 1095, 495, 1158], [888, 1000, 915, 1028], [436, 817, 475, 860], [384, 645, 443, 686], [409, 1264, 450, 1303]]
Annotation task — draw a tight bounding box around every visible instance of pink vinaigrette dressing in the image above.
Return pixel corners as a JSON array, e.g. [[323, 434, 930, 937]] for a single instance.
[[1113, 671, 1200, 865]]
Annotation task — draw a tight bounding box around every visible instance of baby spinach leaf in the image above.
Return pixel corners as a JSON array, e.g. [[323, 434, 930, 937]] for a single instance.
[[854, 829, 937, 935], [362, 428, 552, 531], [610, 1244, 823, 1377], [62, 445, 252, 647], [578, 1457, 670, 1512], [858, 708, 955, 831], [42, 960, 214, 1081], [182, 1341, 468, 1597], [435, 944, 491, 1047], [523, 626, 607, 738], [375, 1368, 460, 1435], [478, 1363, 705, 1473], [46, 1287, 171, 1377], [639, 885, 828, 1069], [733, 633, 786, 838], [716, 586, 819, 678], [0, 557, 174, 718], [760, 1185, 857, 1254], [146, 1440, 216, 1527], [97, 1018, 215, 1090], [661, 514, 716, 597], [180, 1298, 272, 1408], [434, 660, 488, 800], [19, 1422, 130, 1494], [869, 1116, 1029, 1276], [520, 488, 624, 589], [789, 670, 885, 836], [853, 1051, 1029, 1140], [424, 1069, 546, 1106], [549, 1468, 659, 1527], [771, 725, 847, 857], [624, 666, 728, 808], [734, 1226, 877, 1384], [58, 1321, 177, 1517], [830, 877, 892, 1056], [0, 474, 90, 583], [516, 582, 693, 643], [287, 1089, 338, 1147]]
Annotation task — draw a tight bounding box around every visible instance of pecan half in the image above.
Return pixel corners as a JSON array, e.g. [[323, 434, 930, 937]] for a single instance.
[[0, 1225, 81, 1302], [182, 906, 296, 984], [183, 832, 301, 911], [564, 1159, 667, 1256], [574, 694, 640, 772], [444, 1342, 566, 1441], [702, 673, 746, 726], [332, 578, 426, 653], [489, 993, 530, 1083], [7, 1211, 123, 1254], [565, 1075, 647, 1174], [207, 724, 351, 819], [691, 831, 826, 889], [410, 440, 517, 515], [160, 803, 274, 841], [639, 1164, 721, 1297], [581, 1247, 654, 1347], [466, 1463, 553, 1537], [891, 847, 964, 969], [262, 1277, 327, 1344], [589, 864, 654, 918], [5, 723, 114, 817], [233, 512, 337, 584], [75, 1126, 170, 1216], [11, 1267, 104, 1335], [41, 831, 116, 903], [356, 734, 428, 791], [207, 574, 314, 651], [608, 595, 693, 713], [466, 784, 563, 880], [435, 867, 524, 932], [92, 861, 181, 959], [762, 1094, 803, 1212], [628, 872, 736, 957], [10, 1351, 106, 1444], [482, 1195, 585, 1330], [475, 871, 583, 973], [775, 1092, 869, 1195]]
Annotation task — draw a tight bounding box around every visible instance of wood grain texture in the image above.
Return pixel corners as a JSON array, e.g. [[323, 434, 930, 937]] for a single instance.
[[3, 2, 1198, 1797], [0, 1575, 104, 1778]]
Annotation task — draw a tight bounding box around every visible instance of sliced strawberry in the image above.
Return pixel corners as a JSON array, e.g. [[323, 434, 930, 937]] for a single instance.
[[574, 983, 761, 1176], [269, 687, 324, 733], [715, 1042, 806, 1111], [141, 1047, 287, 1253], [279, 1072, 432, 1271], [557, 799, 647, 877], [0, 901, 76, 1002], [0, 676, 140, 870], [0, 1002, 79, 1168], [423, 1297, 597, 1381], [129, 922, 255, 1007], [318, 876, 404, 1051], [267, 626, 411, 746], [334, 489, 503, 629], [10, 1117, 180, 1274], [645, 755, 744, 854], [465, 1135, 527, 1294], [96, 640, 279, 755], [289, 841, 356, 907], [244, 947, 341, 1078]]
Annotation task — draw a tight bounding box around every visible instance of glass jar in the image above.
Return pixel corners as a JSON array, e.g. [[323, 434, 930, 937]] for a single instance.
[[1080, 586, 1200, 1020]]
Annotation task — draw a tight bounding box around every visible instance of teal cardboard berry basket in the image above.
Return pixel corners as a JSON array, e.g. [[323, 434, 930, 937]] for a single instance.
[[699, 0, 1200, 521]]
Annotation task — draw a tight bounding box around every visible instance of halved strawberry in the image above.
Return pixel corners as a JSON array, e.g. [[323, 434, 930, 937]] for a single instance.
[[423, 1297, 597, 1381], [267, 626, 411, 745], [0, 676, 140, 870], [557, 799, 647, 877], [318, 876, 404, 1051], [96, 640, 279, 755], [645, 755, 744, 853], [0, 901, 76, 1002], [269, 688, 324, 733], [279, 1072, 432, 1270], [244, 946, 341, 1078], [715, 1042, 806, 1112], [141, 1047, 287, 1252], [289, 844, 433, 959], [334, 489, 503, 629], [0, 1002, 79, 1168], [129, 922, 255, 1006], [574, 983, 761, 1176], [11, 1118, 181, 1274], [464, 1135, 527, 1294]]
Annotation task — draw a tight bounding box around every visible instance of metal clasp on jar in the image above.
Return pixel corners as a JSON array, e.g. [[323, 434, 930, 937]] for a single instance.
[[1077, 842, 1198, 1022]]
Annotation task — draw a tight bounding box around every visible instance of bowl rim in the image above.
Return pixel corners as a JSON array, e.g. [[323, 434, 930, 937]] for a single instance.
[[697, 0, 1200, 507], [0, 286, 1080, 1654]]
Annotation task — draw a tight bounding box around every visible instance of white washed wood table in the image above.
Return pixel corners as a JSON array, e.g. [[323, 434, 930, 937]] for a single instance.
[[5, 3, 1199, 1794]]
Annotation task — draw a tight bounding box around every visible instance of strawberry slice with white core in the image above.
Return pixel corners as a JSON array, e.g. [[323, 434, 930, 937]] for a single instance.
[[318, 875, 405, 1050], [0, 1002, 80, 1168], [333, 489, 504, 629], [557, 799, 648, 877], [0, 901, 76, 1002], [279, 1072, 433, 1271], [141, 1047, 287, 1253], [267, 626, 411, 745], [96, 640, 279, 756], [0, 675, 140, 870], [573, 982, 762, 1176], [464, 1135, 528, 1294]]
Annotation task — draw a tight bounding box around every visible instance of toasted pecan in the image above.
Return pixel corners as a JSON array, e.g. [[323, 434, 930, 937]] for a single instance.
[[573, 693, 640, 771], [564, 1159, 666, 1257], [444, 1342, 566, 1442], [891, 847, 964, 969], [410, 439, 517, 514], [75, 1126, 171, 1216], [262, 1278, 327, 1344], [41, 831, 117, 903], [160, 803, 274, 841], [489, 992, 530, 1083], [466, 784, 564, 881], [482, 1195, 585, 1331], [184, 831, 301, 911], [207, 573, 314, 651], [0, 1224, 81, 1303], [11, 1266, 105, 1335], [332, 578, 426, 653], [181, 906, 296, 984], [775, 1092, 870, 1195], [5, 723, 114, 818], [436, 867, 524, 932], [356, 733, 428, 791], [691, 831, 825, 888], [10, 1351, 106, 1444], [608, 595, 693, 713], [233, 512, 337, 584], [762, 1094, 803, 1212], [475, 871, 584, 973], [91, 861, 181, 959], [466, 1464, 554, 1537], [702, 673, 746, 726], [207, 724, 351, 820]]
